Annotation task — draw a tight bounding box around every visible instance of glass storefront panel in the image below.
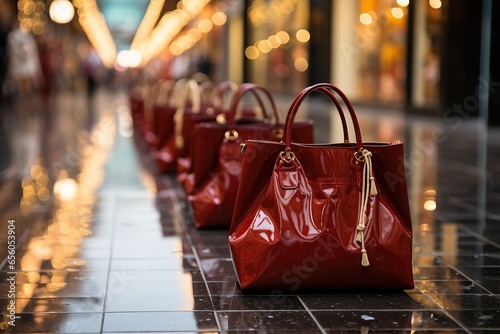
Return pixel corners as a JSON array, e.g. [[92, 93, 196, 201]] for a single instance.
[[412, 0, 443, 108], [245, 0, 309, 93], [356, 0, 408, 104]]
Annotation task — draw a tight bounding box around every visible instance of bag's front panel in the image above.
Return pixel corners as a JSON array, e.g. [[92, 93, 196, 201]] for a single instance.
[[153, 135, 178, 173], [189, 141, 242, 228], [153, 104, 176, 148], [230, 144, 413, 290], [366, 143, 412, 230]]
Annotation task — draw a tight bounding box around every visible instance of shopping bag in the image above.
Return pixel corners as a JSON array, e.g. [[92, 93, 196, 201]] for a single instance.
[[229, 83, 414, 290], [187, 83, 314, 228]]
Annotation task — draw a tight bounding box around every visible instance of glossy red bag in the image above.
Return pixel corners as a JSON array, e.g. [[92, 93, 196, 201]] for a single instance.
[[177, 81, 238, 189], [187, 83, 314, 228], [153, 79, 215, 173], [229, 83, 414, 290]]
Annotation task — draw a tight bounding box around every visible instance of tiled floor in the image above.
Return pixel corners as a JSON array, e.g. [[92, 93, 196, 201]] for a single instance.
[[0, 86, 499, 333]]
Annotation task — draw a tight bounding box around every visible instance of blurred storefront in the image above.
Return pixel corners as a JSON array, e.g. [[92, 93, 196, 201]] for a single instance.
[[241, 0, 499, 125], [0, 0, 498, 124]]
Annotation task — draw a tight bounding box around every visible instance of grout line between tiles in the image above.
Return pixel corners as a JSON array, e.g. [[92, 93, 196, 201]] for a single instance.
[[297, 296, 327, 334]]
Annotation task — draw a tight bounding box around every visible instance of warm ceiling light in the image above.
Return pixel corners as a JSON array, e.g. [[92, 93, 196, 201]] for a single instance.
[[429, 0, 442, 9], [212, 12, 227, 26], [245, 46, 259, 60], [296, 29, 310, 43], [117, 50, 142, 68], [258, 40, 272, 53], [198, 18, 213, 33], [276, 31, 290, 44], [49, 0, 75, 24], [391, 7, 404, 19], [359, 13, 373, 25], [294, 58, 308, 72], [397, 0, 410, 7]]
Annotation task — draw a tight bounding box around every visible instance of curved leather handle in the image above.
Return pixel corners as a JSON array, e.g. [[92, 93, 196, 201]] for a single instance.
[[155, 80, 175, 105], [284, 83, 362, 151], [210, 81, 238, 112], [177, 79, 201, 114], [200, 81, 216, 103], [174, 79, 202, 149], [227, 83, 279, 127], [284, 86, 350, 143], [318, 87, 349, 143], [169, 78, 188, 108]]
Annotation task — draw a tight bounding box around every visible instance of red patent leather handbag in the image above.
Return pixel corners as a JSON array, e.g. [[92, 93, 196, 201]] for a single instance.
[[187, 83, 315, 228], [229, 83, 414, 290], [177, 81, 238, 190], [153, 79, 216, 173]]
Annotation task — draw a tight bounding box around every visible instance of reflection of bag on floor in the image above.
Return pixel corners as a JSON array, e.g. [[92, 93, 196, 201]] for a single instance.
[[229, 83, 414, 290], [187, 83, 314, 229]]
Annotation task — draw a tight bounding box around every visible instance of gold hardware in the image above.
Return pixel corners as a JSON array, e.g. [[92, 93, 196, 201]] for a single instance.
[[279, 148, 295, 163], [240, 143, 246, 156], [206, 107, 215, 115], [272, 127, 284, 139], [225, 130, 239, 141], [354, 151, 365, 162], [216, 114, 226, 124]]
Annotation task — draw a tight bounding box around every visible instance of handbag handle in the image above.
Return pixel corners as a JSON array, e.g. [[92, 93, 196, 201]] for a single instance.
[[224, 83, 279, 141], [176, 79, 201, 114], [154, 80, 175, 106], [210, 81, 239, 113], [314, 87, 350, 143], [284, 83, 362, 153], [174, 79, 202, 149], [227, 83, 279, 124]]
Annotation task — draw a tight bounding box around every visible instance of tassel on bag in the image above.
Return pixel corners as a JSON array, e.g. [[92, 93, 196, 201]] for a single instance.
[[356, 148, 377, 267]]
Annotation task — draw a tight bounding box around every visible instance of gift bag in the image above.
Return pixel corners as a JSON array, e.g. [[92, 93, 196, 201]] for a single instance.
[[187, 83, 314, 228], [229, 83, 414, 290]]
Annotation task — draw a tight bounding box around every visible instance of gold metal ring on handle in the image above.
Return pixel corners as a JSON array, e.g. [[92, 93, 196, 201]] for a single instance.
[[354, 150, 365, 162], [225, 130, 239, 141], [279, 149, 295, 163]]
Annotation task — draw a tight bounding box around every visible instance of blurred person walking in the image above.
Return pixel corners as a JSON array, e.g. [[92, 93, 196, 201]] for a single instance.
[[6, 21, 43, 98]]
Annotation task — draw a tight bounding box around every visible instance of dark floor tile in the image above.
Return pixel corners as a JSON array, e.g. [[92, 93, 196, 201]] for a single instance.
[[200, 259, 238, 281], [102, 311, 218, 332], [207, 281, 243, 296], [477, 280, 500, 294], [441, 254, 500, 267], [424, 294, 500, 310], [447, 309, 500, 330], [458, 267, 500, 280], [415, 280, 491, 295], [211, 295, 305, 311], [413, 267, 467, 280], [300, 293, 438, 310], [313, 310, 463, 330], [216, 311, 321, 332]]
